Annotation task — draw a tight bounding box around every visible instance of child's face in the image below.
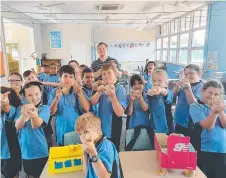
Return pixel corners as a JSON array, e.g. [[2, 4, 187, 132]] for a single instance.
[[25, 86, 41, 105], [152, 73, 167, 88], [202, 87, 221, 105], [132, 81, 144, 91], [78, 67, 84, 77], [61, 73, 75, 87], [25, 73, 38, 83], [78, 128, 99, 143], [70, 62, 79, 73], [102, 69, 117, 84], [83, 72, 94, 87], [184, 68, 200, 84], [147, 63, 155, 75], [49, 65, 58, 75], [38, 67, 45, 73], [9, 75, 22, 90]]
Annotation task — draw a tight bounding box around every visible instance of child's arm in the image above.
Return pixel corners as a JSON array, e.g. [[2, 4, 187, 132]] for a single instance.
[[49, 88, 62, 116], [27, 106, 44, 129], [127, 98, 134, 116], [199, 111, 218, 130], [106, 85, 124, 117], [74, 83, 90, 112], [15, 106, 27, 130], [42, 81, 60, 87], [219, 111, 226, 128], [90, 85, 105, 105], [82, 152, 88, 175], [137, 92, 148, 112]]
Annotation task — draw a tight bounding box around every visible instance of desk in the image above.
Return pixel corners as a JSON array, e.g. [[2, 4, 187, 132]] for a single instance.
[[40, 165, 84, 178], [119, 151, 207, 178]]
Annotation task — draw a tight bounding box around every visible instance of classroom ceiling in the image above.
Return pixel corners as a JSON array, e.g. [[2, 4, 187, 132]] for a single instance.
[[1, 1, 209, 28]]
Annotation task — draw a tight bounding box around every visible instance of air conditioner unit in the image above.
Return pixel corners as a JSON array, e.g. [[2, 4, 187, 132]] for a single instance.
[[95, 4, 124, 11]]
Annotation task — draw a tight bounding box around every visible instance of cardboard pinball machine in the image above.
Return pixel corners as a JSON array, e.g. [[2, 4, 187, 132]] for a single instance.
[[154, 133, 197, 177]]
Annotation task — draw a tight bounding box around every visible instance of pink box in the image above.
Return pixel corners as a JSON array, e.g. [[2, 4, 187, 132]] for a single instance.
[[154, 133, 197, 176]]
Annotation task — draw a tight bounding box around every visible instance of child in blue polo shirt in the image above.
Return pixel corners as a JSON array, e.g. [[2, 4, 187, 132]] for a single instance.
[[174, 64, 204, 136], [189, 80, 226, 178], [75, 113, 121, 178], [48, 65, 90, 146], [127, 74, 149, 129], [90, 63, 127, 151], [82, 67, 98, 115], [147, 69, 174, 134], [1, 87, 21, 178], [15, 81, 50, 178], [143, 61, 155, 93], [37, 65, 47, 81]]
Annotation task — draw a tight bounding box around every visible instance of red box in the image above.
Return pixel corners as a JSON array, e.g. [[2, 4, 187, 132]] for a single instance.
[[154, 133, 197, 177]]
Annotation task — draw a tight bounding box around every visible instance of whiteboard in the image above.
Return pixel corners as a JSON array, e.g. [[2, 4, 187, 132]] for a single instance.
[[95, 41, 155, 63]]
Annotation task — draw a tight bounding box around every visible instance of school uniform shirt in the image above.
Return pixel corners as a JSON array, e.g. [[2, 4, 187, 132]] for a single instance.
[[190, 102, 226, 153], [38, 73, 47, 82], [174, 81, 204, 128], [86, 137, 121, 178], [91, 57, 121, 81], [1, 106, 17, 159], [126, 94, 150, 129], [142, 73, 152, 93], [15, 104, 50, 160], [147, 89, 173, 133], [48, 88, 85, 145], [82, 85, 98, 115], [43, 74, 60, 95], [98, 84, 127, 138]]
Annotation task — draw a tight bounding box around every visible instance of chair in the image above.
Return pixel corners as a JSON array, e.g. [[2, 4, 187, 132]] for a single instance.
[[126, 128, 154, 151], [63, 131, 81, 146]]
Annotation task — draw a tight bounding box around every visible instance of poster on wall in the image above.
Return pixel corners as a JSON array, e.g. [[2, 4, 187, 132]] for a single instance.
[[0, 37, 6, 77], [206, 51, 218, 70], [50, 31, 62, 49]]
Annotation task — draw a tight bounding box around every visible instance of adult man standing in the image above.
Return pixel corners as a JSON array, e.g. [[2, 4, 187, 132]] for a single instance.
[[91, 42, 122, 81]]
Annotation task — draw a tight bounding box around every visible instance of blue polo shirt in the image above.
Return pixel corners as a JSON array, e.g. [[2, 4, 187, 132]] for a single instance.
[[43, 74, 60, 95], [98, 84, 127, 138], [48, 88, 83, 145], [143, 73, 152, 93], [86, 137, 121, 178], [1, 106, 17, 159], [38, 73, 47, 82], [15, 105, 50, 159], [190, 102, 226, 153], [174, 81, 204, 128], [82, 85, 98, 115], [147, 89, 173, 133], [126, 94, 150, 129]]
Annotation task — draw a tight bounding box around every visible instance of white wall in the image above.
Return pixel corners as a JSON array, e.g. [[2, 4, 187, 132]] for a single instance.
[[93, 28, 155, 42], [41, 24, 92, 66], [4, 22, 36, 73], [33, 24, 43, 57]]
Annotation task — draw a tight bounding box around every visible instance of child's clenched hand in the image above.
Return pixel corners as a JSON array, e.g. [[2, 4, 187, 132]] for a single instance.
[[105, 84, 116, 97]]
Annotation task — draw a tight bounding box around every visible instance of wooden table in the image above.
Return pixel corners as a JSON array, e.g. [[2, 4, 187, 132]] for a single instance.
[[40, 165, 84, 178], [119, 151, 207, 178]]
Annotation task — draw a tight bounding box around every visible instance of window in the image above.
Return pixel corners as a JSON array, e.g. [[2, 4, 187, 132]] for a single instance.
[[157, 39, 161, 49], [186, 15, 191, 31], [171, 21, 175, 34], [175, 19, 178, 33], [170, 50, 177, 62], [179, 50, 188, 64], [170, 36, 177, 48], [163, 50, 167, 61], [180, 33, 189, 48], [192, 30, 205, 47], [163, 37, 168, 48], [157, 50, 161, 61], [194, 10, 201, 28], [200, 8, 207, 26], [191, 50, 204, 65], [181, 17, 186, 32]]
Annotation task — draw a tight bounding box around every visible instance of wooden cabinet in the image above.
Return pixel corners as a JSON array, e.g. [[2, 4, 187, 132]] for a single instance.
[[41, 59, 62, 74]]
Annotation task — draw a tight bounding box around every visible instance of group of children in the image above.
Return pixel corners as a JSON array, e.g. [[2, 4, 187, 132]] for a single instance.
[[1, 56, 226, 178]]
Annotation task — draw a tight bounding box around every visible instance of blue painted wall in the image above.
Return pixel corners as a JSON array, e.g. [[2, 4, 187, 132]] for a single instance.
[[164, 62, 185, 79], [204, 2, 226, 80]]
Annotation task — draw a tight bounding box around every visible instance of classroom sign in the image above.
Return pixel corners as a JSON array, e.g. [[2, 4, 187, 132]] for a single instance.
[[50, 31, 62, 49]]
